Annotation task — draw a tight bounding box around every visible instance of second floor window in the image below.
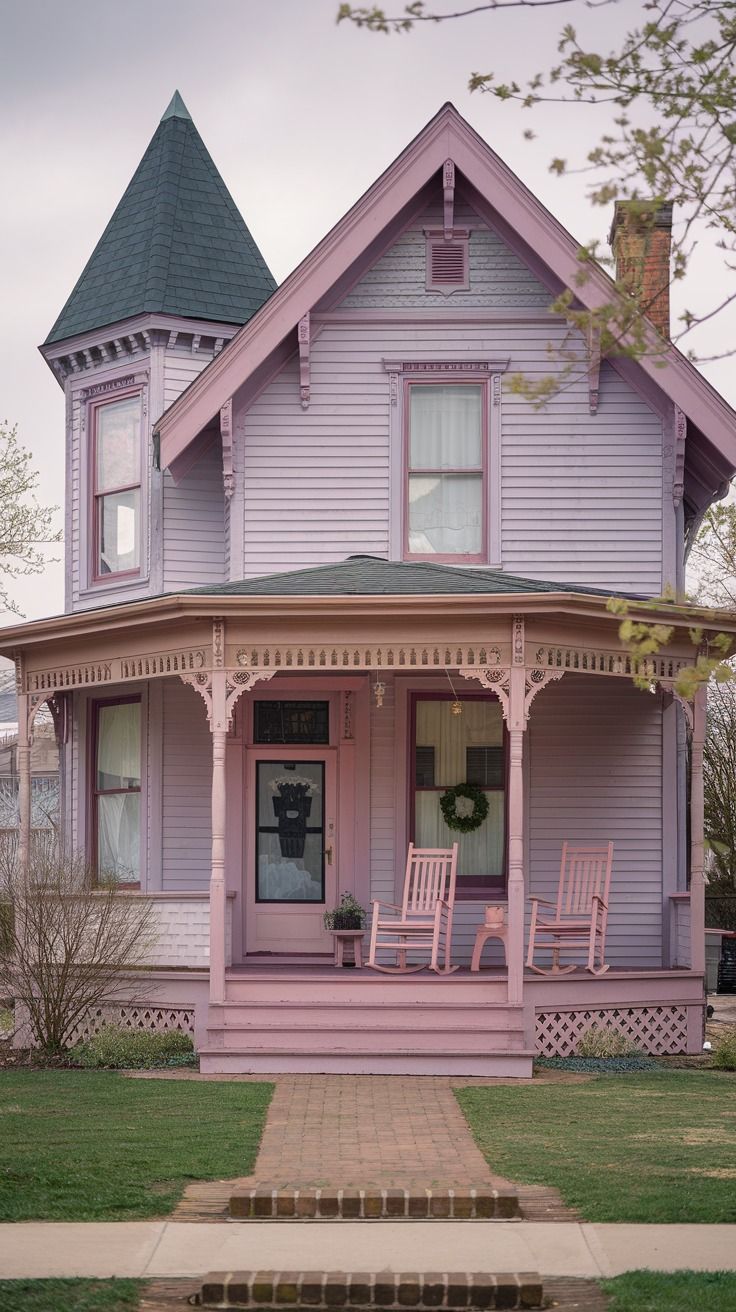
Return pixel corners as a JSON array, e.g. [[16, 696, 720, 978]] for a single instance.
[[406, 382, 486, 561], [92, 394, 141, 579]]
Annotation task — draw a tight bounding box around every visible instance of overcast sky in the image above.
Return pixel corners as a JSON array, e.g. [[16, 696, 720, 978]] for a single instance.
[[1, 0, 732, 623]]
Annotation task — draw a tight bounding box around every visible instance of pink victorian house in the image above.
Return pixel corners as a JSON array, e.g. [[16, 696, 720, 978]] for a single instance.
[[4, 94, 736, 1075]]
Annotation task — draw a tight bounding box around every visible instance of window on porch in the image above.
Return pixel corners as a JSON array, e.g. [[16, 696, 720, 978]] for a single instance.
[[91, 697, 141, 884], [412, 694, 505, 896]]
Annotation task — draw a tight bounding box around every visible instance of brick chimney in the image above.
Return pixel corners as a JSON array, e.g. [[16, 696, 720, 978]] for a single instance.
[[609, 201, 674, 338]]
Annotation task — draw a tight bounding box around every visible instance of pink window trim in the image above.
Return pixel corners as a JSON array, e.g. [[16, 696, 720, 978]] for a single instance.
[[402, 375, 490, 564], [88, 693, 142, 887], [408, 690, 508, 899], [88, 385, 143, 586]]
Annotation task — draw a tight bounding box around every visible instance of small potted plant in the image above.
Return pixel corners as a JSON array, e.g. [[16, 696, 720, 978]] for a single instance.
[[324, 892, 366, 932], [324, 893, 367, 967]]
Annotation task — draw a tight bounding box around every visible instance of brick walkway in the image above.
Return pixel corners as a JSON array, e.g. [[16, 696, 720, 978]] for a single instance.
[[244, 1075, 498, 1189]]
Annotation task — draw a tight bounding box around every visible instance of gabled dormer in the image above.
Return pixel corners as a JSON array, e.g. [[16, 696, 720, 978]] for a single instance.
[[40, 91, 275, 613]]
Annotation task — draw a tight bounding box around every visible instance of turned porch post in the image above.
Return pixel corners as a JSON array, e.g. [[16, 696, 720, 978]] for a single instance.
[[209, 641, 228, 1006], [17, 690, 32, 877], [689, 683, 707, 976], [506, 663, 526, 1006]]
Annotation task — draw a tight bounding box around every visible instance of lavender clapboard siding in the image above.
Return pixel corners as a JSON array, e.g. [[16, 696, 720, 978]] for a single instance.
[[341, 201, 550, 308], [528, 675, 663, 968], [240, 318, 665, 592], [161, 678, 212, 891], [502, 361, 664, 592], [162, 437, 226, 591], [162, 347, 226, 591]]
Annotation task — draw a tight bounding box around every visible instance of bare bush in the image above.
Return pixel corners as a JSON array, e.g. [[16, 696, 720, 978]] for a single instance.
[[0, 844, 156, 1053]]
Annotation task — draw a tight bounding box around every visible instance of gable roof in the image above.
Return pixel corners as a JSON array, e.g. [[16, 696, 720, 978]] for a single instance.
[[184, 555, 629, 599], [154, 103, 736, 502], [44, 92, 276, 345]]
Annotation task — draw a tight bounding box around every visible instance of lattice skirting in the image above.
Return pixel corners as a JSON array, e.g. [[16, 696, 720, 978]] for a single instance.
[[535, 1005, 689, 1056], [67, 1004, 196, 1047]]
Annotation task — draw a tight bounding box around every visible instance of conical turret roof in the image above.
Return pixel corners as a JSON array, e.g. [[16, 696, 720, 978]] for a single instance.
[[45, 92, 276, 344]]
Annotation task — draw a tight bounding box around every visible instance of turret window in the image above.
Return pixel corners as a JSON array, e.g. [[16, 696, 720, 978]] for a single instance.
[[92, 393, 141, 579]]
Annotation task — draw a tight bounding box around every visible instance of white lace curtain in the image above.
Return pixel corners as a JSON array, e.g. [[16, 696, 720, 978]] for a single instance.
[[408, 385, 483, 555], [96, 702, 140, 883]]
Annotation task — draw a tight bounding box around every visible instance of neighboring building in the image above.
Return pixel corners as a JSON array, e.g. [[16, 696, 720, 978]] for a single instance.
[[0, 667, 59, 846], [3, 94, 736, 1073]]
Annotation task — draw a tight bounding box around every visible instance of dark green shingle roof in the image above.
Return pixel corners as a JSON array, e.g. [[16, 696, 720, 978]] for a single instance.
[[185, 556, 626, 599], [45, 92, 276, 345]]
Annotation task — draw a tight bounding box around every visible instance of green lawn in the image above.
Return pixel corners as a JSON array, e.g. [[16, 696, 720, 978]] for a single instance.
[[0, 1281, 142, 1312], [456, 1070, 736, 1222], [603, 1272, 736, 1312], [0, 1071, 272, 1221]]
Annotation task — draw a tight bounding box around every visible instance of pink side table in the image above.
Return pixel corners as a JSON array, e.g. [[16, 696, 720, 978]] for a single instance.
[[331, 929, 365, 968], [471, 908, 508, 972]]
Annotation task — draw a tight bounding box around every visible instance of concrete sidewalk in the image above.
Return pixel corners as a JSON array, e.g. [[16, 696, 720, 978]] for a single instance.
[[0, 1221, 735, 1281]]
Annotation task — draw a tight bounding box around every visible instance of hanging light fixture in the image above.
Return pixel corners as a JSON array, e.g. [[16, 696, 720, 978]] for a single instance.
[[373, 680, 386, 709], [445, 668, 463, 716]]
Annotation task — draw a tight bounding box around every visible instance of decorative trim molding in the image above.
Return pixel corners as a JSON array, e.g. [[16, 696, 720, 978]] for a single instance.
[[232, 643, 506, 672], [443, 158, 455, 238], [383, 357, 508, 375], [587, 325, 601, 415], [458, 666, 511, 720], [220, 399, 234, 500], [534, 643, 692, 682], [341, 690, 355, 740], [512, 616, 525, 665], [298, 313, 310, 409], [673, 406, 686, 507]]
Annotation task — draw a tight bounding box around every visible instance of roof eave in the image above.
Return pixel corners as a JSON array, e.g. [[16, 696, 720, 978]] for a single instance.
[[3, 588, 736, 657]]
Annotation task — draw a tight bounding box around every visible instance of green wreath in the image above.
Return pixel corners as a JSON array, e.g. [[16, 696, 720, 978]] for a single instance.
[[439, 783, 489, 833]]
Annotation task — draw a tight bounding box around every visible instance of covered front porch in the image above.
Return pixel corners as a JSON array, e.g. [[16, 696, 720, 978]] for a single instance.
[[6, 562, 714, 1074]]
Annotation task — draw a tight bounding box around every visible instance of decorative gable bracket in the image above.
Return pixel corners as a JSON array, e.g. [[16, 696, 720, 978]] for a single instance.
[[443, 159, 455, 239], [298, 313, 310, 409], [220, 399, 234, 500], [674, 406, 686, 507], [587, 325, 601, 415]]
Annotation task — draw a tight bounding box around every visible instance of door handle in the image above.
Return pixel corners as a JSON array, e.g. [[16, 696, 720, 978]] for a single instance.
[[324, 845, 333, 866]]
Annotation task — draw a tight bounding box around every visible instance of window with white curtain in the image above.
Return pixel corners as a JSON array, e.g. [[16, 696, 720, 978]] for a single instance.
[[413, 695, 505, 892], [92, 394, 141, 579], [93, 698, 141, 883], [406, 383, 486, 560]]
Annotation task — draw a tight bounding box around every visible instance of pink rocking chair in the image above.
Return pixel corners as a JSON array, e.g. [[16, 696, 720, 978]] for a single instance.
[[367, 843, 458, 974], [527, 841, 614, 976]]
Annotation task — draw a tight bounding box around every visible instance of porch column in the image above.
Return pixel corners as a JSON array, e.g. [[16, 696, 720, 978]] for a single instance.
[[209, 666, 228, 1005], [506, 664, 526, 1006], [689, 683, 707, 976], [17, 690, 32, 876]]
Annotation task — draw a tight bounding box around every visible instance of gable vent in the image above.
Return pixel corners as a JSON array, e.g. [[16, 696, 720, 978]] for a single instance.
[[425, 229, 469, 293]]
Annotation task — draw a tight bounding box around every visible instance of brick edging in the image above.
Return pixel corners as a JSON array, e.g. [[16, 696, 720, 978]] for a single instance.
[[229, 1186, 519, 1220], [198, 1270, 544, 1308]]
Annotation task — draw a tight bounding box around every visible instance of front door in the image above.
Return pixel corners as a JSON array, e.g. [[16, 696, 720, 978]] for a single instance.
[[245, 747, 337, 954]]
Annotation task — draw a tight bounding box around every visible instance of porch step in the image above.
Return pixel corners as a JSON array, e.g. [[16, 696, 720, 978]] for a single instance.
[[223, 973, 509, 1006], [197, 1270, 543, 1308], [228, 1185, 520, 1220], [198, 1047, 536, 1076], [207, 1024, 526, 1054]]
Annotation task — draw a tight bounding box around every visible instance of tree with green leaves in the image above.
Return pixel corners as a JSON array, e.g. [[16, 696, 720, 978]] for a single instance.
[[0, 422, 60, 617], [339, 0, 736, 369]]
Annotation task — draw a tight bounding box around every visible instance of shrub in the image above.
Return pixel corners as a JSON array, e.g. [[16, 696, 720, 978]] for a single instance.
[[712, 1027, 736, 1071], [576, 1026, 643, 1059], [0, 849, 156, 1053], [75, 1024, 195, 1069]]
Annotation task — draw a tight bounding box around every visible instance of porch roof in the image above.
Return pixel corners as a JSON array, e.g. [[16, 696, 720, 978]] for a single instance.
[[184, 556, 627, 600]]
